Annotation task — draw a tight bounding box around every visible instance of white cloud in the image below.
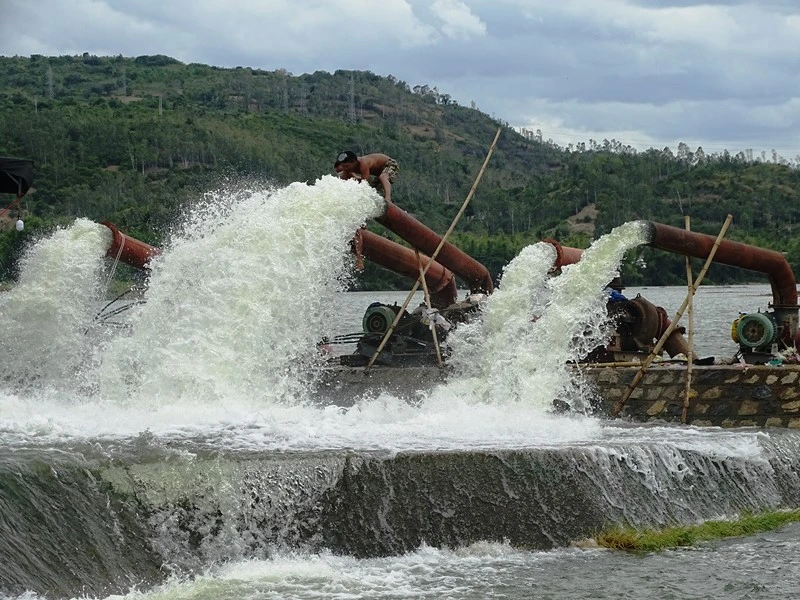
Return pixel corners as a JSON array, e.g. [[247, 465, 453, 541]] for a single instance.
[[1, 0, 438, 65], [1, 0, 799, 155], [431, 0, 487, 40], [515, 96, 800, 156]]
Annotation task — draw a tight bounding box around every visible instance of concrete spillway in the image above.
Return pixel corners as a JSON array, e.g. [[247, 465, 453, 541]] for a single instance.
[[3, 431, 800, 597]]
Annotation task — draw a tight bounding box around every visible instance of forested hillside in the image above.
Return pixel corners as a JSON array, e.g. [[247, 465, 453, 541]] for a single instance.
[[1, 54, 799, 288]]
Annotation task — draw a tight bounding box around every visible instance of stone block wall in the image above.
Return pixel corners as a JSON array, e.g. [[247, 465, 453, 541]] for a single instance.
[[584, 365, 800, 428], [319, 362, 800, 428]]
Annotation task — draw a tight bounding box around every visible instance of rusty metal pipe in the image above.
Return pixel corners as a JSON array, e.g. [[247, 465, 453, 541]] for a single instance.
[[541, 238, 584, 271], [376, 201, 493, 294], [643, 221, 797, 305], [643, 220, 799, 344], [359, 229, 457, 308], [101, 222, 160, 270]]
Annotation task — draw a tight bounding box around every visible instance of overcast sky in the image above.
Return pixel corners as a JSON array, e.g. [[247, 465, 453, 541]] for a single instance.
[[2, 0, 799, 157]]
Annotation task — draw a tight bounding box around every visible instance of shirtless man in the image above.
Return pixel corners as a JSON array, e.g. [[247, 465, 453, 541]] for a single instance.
[[334, 151, 399, 203]]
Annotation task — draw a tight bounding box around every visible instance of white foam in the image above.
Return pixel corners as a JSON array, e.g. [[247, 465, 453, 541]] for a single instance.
[[0, 218, 110, 390], [80, 542, 547, 600], [93, 176, 384, 405], [0, 186, 765, 465], [0, 387, 604, 452], [444, 242, 556, 406], [439, 222, 648, 410]]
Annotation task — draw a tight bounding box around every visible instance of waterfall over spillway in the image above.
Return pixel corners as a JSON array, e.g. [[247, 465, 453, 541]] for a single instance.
[[2, 427, 799, 599]]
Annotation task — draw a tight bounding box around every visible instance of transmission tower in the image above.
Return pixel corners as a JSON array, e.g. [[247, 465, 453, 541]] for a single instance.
[[298, 82, 308, 115], [348, 75, 356, 124]]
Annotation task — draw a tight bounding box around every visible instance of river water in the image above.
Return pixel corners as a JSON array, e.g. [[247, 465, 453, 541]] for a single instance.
[[105, 523, 800, 599], [1, 179, 799, 599]]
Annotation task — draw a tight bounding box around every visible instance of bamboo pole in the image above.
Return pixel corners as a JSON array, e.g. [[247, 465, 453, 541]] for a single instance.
[[364, 127, 502, 374], [415, 249, 444, 368], [582, 359, 698, 368], [582, 361, 656, 368], [611, 214, 733, 416], [682, 216, 696, 424]]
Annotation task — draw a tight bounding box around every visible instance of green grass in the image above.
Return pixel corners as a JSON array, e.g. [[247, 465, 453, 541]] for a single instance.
[[596, 509, 800, 552]]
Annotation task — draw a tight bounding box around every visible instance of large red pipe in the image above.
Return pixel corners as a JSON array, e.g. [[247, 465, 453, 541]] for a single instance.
[[644, 220, 799, 345], [543, 222, 797, 306], [644, 221, 797, 306], [101, 222, 160, 269], [376, 201, 494, 293], [541, 238, 584, 271], [357, 229, 457, 308], [101, 221, 459, 308]]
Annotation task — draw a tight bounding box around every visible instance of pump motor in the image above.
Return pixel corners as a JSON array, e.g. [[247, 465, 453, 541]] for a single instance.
[[362, 304, 400, 334], [733, 312, 778, 351]]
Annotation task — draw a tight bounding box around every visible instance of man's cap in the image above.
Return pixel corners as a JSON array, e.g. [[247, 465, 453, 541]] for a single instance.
[[335, 150, 358, 166], [607, 276, 626, 291]]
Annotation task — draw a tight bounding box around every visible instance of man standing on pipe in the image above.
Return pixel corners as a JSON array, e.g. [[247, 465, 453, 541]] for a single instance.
[[334, 151, 399, 203]]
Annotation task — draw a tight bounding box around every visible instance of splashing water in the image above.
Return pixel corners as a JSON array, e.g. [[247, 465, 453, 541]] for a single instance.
[[443, 242, 556, 404], [2, 204, 792, 600], [0, 186, 641, 450], [536, 221, 649, 405], [441, 222, 649, 409], [0, 219, 111, 391], [96, 176, 383, 406]]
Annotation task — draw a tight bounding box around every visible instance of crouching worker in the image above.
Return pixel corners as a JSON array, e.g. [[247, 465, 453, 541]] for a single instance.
[[334, 151, 399, 203]]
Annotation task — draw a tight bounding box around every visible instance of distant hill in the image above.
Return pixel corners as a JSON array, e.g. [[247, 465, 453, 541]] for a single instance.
[[1, 54, 799, 287]]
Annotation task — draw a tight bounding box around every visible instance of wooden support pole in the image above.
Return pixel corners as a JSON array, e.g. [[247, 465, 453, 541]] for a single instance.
[[416, 249, 444, 368], [682, 216, 696, 424], [583, 361, 661, 368], [611, 214, 733, 417], [364, 127, 502, 374]]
